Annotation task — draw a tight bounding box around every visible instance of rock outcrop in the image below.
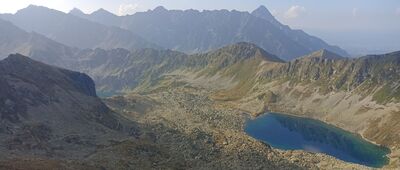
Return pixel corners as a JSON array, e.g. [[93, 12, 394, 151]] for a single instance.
[[0, 54, 126, 159]]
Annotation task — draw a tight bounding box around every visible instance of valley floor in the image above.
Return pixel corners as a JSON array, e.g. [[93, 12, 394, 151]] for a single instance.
[[99, 84, 370, 169], [1, 74, 397, 170]]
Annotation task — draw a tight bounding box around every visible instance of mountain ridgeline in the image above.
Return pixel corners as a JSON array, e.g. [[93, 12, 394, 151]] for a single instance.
[[0, 15, 397, 104], [66, 5, 348, 60], [0, 5, 348, 61], [273, 50, 400, 100], [58, 42, 398, 106], [0, 4, 399, 169], [64, 43, 284, 94], [238, 46, 398, 104], [0, 5, 157, 50], [58, 42, 400, 168]]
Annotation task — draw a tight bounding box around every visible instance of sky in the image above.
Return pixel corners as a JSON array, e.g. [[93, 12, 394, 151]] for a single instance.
[[0, 0, 399, 55]]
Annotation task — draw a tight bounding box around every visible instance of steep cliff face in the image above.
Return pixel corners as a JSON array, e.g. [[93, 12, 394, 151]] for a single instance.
[[0, 54, 126, 159]]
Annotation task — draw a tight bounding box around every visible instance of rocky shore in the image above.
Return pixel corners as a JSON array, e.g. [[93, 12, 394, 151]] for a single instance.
[[102, 84, 370, 169]]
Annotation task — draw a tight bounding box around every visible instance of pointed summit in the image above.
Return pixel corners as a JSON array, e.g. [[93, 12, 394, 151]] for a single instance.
[[69, 7, 85, 16], [17, 4, 47, 13], [92, 8, 116, 16], [251, 5, 275, 21], [1, 53, 98, 97], [16, 4, 64, 17], [252, 5, 272, 16], [303, 49, 346, 60], [3, 53, 32, 63], [216, 42, 284, 63]]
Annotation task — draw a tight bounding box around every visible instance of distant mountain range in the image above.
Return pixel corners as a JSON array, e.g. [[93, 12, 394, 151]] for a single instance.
[[0, 5, 157, 50], [68, 5, 348, 60], [0, 15, 397, 101], [0, 4, 349, 60]]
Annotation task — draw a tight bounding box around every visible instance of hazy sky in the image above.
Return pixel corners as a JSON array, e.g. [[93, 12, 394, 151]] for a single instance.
[[1, 0, 399, 55]]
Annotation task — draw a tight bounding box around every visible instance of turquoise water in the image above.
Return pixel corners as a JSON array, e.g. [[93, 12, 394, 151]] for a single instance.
[[244, 113, 390, 168]]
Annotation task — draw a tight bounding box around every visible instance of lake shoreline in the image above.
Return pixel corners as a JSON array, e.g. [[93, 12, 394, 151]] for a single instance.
[[251, 108, 390, 148], [244, 111, 391, 168]]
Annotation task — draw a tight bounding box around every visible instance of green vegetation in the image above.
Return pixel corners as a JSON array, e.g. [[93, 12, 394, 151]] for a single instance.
[[373, 84, 400, 104]]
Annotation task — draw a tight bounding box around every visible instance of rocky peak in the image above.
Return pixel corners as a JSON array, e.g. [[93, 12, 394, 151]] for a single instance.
[[17, 4, 51, 13], [1, 53, 97, 97], [2, 53, 35, 66], [15, 4, 64, 19], [0, 54, 125, 159], [69, 7, 85, 16], [216, 42, 284, 63], [91, 8, 116, 16], [251, 5, 277, 23], [305, 49, 346, 60]]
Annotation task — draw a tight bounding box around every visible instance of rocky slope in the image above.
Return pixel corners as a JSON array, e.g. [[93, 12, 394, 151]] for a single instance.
[[0, 39, 397, 168], [76, 42, 399, 168], [209, 48, 400, 168], [0, 54, 127, 160], [0, 53, 359, 170], [63, 42, 283, 95], [69, 5, 347, 60], [101, 84, 368, 169]]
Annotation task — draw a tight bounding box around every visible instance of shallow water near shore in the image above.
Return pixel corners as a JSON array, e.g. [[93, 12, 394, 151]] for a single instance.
[[244, 112, 390, 168]]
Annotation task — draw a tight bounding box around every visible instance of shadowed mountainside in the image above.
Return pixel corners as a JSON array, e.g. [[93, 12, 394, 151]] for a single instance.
[[0, 54, 127, 160]]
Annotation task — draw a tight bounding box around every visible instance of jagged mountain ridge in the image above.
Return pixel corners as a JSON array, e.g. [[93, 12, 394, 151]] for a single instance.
[[276, 50, 399, 93], [66, 42, 283, 94], [0, 5, 157, 50], [69, 5, 348, 60], [300, 49, 346, 60], [205, 45, 399, 104], [65, 41, 399, 105], [0, 18, 396, 104]]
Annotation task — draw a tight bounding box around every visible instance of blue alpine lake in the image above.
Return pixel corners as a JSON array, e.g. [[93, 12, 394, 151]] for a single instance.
[[244, 113, 390, 168]]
